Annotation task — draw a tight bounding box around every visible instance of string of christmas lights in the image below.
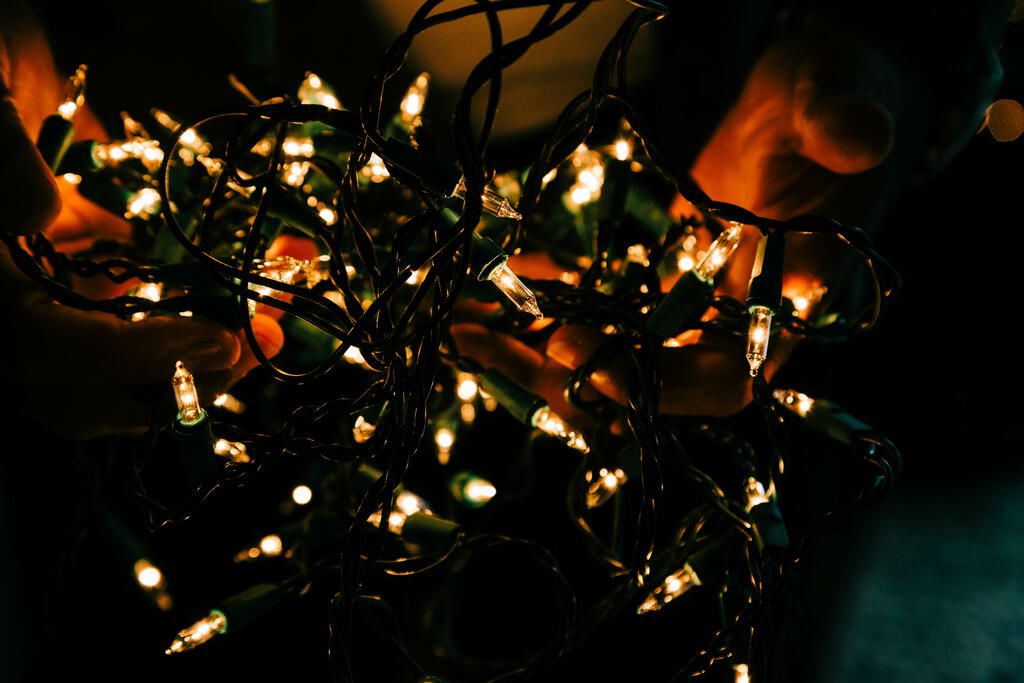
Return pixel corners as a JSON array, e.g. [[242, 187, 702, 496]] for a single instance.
[[3, 2, 907, 680]]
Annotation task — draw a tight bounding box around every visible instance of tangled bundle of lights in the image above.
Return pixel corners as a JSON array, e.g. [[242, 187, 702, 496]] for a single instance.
[[5, 2, 905, 680]]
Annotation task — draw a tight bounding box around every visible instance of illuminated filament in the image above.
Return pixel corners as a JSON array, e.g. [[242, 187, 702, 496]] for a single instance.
[[488, 262, 542, 319], [734, 663, 750, 683], [452, 176, 522, 220], [134, 559, 164, 589], [530, 406, 589, 453], [360, 153, 390, 183], [456, 372, 478, 402], [165, 611, 227, 654], [400, 72, 430, 123], [586, 468, 627, 508], [694, 222, 743, 283], [292, 485, 313, 505], [131, 282, 162, 322], [636, 564, 701, 614], [745, 306, 773, 377], [214, 439, 250, 464], [298, 71, 341, 109], [133, 559, 172, 611], [212, 393, 246, 414], [172, 361, 203, 426], [461, 477, 496, 506], [744, 477, 772, 511], [369, 490, 431, 535], [564, 144, 605, 209], [353, 415, 376, 444], [435, 427, 455, 464], [126, 187, 161, 218], [788, 281, 827, 319], [772, 389, 815, 417], [57, 64, 87, 120], [613, 138, 632, 161]]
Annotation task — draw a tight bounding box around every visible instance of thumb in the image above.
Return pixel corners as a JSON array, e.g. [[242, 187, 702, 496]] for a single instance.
[[0, 74, 61, 235], [792, 80, 895, 175]]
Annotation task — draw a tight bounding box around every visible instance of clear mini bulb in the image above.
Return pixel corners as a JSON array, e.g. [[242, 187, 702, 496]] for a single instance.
[[745, 305, 773, 377], [172, 361, 203, 426], [461, 477, 496, 506], [530, 406, 589, 453], [733, 663, 750, 683], [452, 176, 522, 220], [693, 222, 743, 283], [586, 468, 628, 508], [57, 65, 87, 120], [636, 564, 701, 614], [165, 611, 227, 654], [214, 439, 250, 464], [488, 262, 542, 319], [298, 71, 341, 109], [400, 72, 430, 124], [743, 477, 772, 511], [772, 389, 814, 417]]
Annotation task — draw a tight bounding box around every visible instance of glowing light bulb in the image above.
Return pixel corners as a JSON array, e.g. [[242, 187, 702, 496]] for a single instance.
[[126, 187, 161, 218], [259, 535, 283, 556], [734, 663, 750, 683], [487, 262, 542, 319], [613, 138, 632, 161], [786, 281, 827, 319], [564, 144, 605, 209], [694, 222, 743, 283], [745, 305, 773, 377], [342, 345, 371, 369], [400, 72, 430, 123], [134, 559, 164, 588], [369, 490, 432, 534], [172, 361, 203, 426], [585, 468, 627, 508], [57, 65, 87, 120], [212, 393, 246, 414], [131, 282, 162, 322], [214, 439, 250, 464], [626, 243, 650, 266], [165, 611, 227, 654], [396, 491, 423, 516], [292, 485, 313, 505], [360, 153, 390, 182], [743, 477, 772, 511], [121, 111, 149, 139], [636, 564, 701, 614], [353, 415, 376, 444], [282, 160, 310, 186], [451, 176, 522, 220], [318, 206, 338, 225], [435, 427, 455, 458], [464, 479, 496, 505], [456, 373, 478, 402], [298, 72, 342, 108], [772, 389, 814, 417], [530, 406, 589, 453], [450, 472, 496, 508]]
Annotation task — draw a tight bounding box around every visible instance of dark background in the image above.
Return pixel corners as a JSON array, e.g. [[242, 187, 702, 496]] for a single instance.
[[2, 1, 1022, 680]]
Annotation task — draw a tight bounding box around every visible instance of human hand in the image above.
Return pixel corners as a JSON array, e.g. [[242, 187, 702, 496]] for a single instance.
[[0, 8, 295, 439], [453, 16, 929, 420]]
